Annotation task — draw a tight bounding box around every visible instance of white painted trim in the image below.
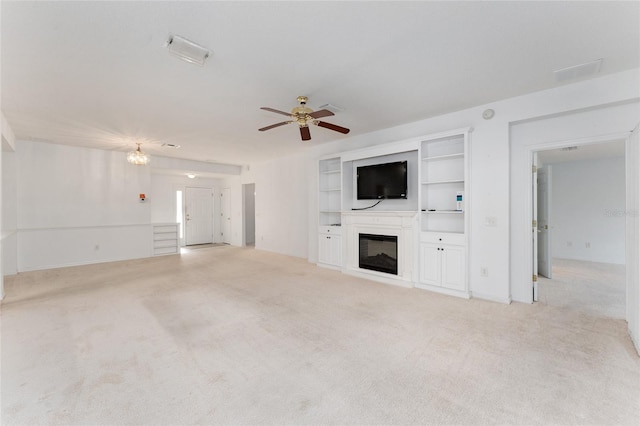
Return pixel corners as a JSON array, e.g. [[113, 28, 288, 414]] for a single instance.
[[16, 255, 158, 273], [1, 230, 16, 240], [518, 131, 632, 304], [343, 269, 414, 289], [18, 224, 151, 232], [339, 127, 472, 163], [471, 291, 512, 304], [416, 282, 471, 299]]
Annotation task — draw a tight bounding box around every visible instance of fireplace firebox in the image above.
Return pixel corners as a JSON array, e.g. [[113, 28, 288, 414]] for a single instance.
[[359, 233, 398, 275]]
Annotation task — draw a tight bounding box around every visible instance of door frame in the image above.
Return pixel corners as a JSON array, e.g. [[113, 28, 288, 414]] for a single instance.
[[536, 163, 552, 279], [522, 132, 631, 303], [221, 187, 231, 244]]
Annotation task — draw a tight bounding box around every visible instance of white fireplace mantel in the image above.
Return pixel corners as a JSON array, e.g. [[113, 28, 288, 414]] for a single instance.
[[342, 210, 418, 288]]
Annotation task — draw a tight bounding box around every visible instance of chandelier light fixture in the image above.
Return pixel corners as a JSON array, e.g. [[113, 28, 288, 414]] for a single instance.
[[127, 143, 150, 165]]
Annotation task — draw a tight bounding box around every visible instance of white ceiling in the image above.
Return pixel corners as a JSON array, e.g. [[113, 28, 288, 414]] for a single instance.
[[2, 1, 639, 167]]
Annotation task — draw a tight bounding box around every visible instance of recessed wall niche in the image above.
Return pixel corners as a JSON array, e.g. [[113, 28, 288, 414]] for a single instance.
[[346, 150, 419, 212]]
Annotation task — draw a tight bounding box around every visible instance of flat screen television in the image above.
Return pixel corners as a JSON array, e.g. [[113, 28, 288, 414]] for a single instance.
[[357, 161, 407, 200]]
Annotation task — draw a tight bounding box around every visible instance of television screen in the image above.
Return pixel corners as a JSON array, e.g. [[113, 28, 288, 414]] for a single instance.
[[357, 161, 407, 200]]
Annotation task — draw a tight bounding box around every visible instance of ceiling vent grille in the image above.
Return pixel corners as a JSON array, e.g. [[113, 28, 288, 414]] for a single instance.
[[554, 59, 602, 82]]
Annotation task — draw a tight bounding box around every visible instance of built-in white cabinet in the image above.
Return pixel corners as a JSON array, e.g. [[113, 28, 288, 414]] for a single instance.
[[318, 157, 343, 268], [418, 130, 469, 296], [152, 223, 179, 256], [318, 226, 342, 267], [316, 128, 470, 297], [418, 233, 466, 292]]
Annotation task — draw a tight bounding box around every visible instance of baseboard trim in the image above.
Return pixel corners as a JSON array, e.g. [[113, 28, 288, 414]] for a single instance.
[[471, 291, 512, 304]]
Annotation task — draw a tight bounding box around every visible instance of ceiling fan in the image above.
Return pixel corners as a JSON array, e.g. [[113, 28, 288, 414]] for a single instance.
[[259, 96, 350, 141]]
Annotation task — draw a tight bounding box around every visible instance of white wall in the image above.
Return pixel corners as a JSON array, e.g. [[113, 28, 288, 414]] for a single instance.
[[551, 157, 625, 264], [12, 141, 241, 272], [243, 68, 639, 305], [510, 100, 639, 302], [16, 141, 153, 270], [246, 158, 309, 258]]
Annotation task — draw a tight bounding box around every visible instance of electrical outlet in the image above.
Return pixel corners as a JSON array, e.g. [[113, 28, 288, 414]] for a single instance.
[[484, 217, 497, 227], [480, 267, 489, 277]]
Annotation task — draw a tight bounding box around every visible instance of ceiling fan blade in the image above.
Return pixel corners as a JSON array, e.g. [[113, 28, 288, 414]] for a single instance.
[[259, 121, 291, 131], [308, 109, 334, 119], [260, 107, 292, 117], [316, 121, 350, 134], [300, 126, 311, 141]]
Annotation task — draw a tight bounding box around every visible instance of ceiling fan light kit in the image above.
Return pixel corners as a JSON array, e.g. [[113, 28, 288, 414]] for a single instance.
[[259, 96, 350, 141]]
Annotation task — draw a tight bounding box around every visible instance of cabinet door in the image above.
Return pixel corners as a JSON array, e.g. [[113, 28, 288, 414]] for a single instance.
[[419, 244, 441, 286], [319, 234, 332, 264], [441, 244, 466, 291], [329, 235, 342, 267]]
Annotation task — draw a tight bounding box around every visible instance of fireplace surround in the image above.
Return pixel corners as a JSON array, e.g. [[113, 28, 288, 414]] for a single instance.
[[343, 211, 418, 287]]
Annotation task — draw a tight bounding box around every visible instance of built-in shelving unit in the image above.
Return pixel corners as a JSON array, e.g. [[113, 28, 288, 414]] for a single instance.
[[318, 157, 342, 227], [315, 128, 470, 297], [420, 133, 466, 234], [417, 130, 469, 296], [318, 157, 342, 268], [152, 223, 179, 256]]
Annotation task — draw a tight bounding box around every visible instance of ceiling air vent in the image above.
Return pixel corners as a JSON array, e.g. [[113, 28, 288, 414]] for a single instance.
[[161, 143, 181, 149], [554, 59, 602, 82]]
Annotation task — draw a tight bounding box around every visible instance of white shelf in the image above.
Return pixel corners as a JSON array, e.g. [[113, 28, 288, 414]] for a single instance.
[[320, 169, 340, 175], [422, 153, 464, 161], [423, 210, 464, 214], [319, 157, 342, 228], [421, 179, 464, 185], [152, 223, 179, 256]]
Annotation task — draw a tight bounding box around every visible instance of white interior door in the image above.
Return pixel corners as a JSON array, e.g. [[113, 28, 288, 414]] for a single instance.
[[221, 188, 231, 244], [537, 165, 552, 278], [532, 153, 539, 302], [185, 187, 213, 246]]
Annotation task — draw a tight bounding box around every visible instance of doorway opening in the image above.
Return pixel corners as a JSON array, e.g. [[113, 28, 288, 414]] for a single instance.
[[532, 140, 626, 319], [221, 188, 231, 244], [243, 183, 256, 247]]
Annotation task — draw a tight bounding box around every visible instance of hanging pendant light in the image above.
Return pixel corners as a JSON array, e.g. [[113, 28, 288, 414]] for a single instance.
[[127, 143, 150, 165]]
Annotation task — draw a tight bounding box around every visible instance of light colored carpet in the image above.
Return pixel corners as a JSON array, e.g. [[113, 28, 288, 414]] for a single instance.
[[2, 246, 639, 425], [538, 258, 626, 319]]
